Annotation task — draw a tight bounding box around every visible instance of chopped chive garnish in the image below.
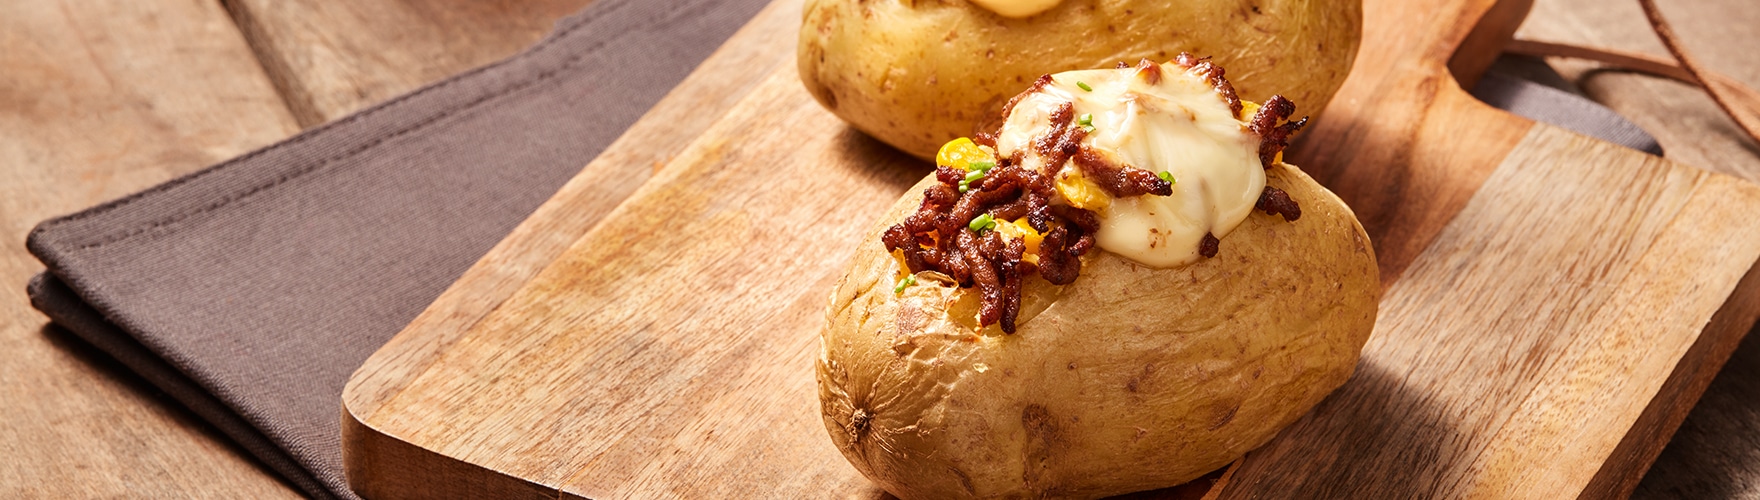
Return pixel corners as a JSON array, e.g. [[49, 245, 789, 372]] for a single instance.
[[1158, 171, 1176, 184], [893, 274, 917, 295], [1078, 113, 1095, 133], [1076, 81, 1093, 92], [969, 213, 997, 232], [960, 165, 988, 193], [967, 161, 996, 171], [1082, 124, 1096, 133]]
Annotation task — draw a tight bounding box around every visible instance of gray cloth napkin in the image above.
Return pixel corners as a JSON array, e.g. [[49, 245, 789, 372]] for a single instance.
[[1471, 54, 1663, 155], [24, 0, 767, 497], [24, 25, 1704, 500]]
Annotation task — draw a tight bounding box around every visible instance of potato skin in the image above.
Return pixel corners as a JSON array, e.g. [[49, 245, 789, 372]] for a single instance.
[[818, 163, 1378, 499], [798, 0, 1362, 159]]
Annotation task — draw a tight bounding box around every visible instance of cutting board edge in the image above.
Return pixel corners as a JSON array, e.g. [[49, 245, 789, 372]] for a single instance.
[[1583, 258, 1760, 498], [341, 402, 557, 500]]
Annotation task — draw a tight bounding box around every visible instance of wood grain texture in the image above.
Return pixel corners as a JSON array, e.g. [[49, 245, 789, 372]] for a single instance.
[[0, 0, 302, 497], [371, 64, 908, 497], [1447, 0, 1534, 90], [1232, 2, 1760, 496], [341, 0, 805, 497], [341, 0, 1760, 497], [539, 72, 913, 499], [1640, 283, 1760, 499], [1509, 0, 1760, 496], [1289, 0, 1534, 286], [1585, 256, 1760, 498], [221, 0, 591, 127], [1216, 127, 1760, 498]]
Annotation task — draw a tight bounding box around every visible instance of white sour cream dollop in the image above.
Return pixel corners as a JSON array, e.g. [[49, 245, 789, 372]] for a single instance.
[[993, 61, 1266, 268]]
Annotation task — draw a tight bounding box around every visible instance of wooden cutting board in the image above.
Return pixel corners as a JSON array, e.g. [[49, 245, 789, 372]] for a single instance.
[[340, 0, 1760, 497]]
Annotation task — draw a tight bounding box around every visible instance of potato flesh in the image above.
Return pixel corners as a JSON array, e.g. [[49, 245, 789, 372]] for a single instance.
[[798, 0, 1363, 159], [818, 163, 1379, 499]]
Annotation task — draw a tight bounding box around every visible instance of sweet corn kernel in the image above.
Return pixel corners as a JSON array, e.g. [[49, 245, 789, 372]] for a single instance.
[[890, 249, 912, 280], [1055, 173, 1111, 211], [1239, 100, 1286, 165], [994, 219, 1043, 252], [993, 218, 1044, 265], [936, 137, 994, 171]]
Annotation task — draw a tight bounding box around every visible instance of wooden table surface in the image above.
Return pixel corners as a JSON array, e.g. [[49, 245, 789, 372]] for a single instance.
[[0, 0, 1753, 497]]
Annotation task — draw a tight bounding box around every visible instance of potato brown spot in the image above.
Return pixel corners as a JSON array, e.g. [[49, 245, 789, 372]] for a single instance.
[[1020, 404, 1064, 493], [1207, 403, 1240, 431]]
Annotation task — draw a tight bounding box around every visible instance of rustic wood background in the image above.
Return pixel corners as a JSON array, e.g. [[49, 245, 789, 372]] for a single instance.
[[0, 0, 1754, 497]]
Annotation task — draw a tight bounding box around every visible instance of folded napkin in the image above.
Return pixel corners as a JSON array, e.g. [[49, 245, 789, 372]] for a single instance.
[[26, 19, 1691, 498], [1471, 55, 1663, 155], [25, 0, 767, 497]]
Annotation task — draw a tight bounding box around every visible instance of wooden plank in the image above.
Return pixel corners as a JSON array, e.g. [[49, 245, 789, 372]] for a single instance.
[[1265, 12, 1760, 483], [513, 66, 906, 498], [341, 0, 1760, 497], [1511, 2, 1760, 495], [221, 0, 592, 127], [1214, 126, 1760, 498], [0, 0, 302, 497], [1290, 0, 1534, 286], [535, 68, 901, 499], [1576, 220, 1760, 499], [1641, 282, 1760, 498], [1467, 174, 1760, 496], [340, 0, 804, 497]]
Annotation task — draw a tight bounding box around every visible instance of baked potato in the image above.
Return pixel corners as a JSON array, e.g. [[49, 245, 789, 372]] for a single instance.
[[798, 0, 1362, 159], [817, 58, 1378, 498]]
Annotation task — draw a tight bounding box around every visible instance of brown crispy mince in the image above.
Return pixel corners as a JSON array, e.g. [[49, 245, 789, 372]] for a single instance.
[[885, 54, 1307, 333]]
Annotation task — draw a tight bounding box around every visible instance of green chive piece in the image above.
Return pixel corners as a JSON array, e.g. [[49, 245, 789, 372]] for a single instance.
[[894, 274, 917, 295], [1081, 124, 1096, 134], [1158, 171, 1176, 184], [1078, 113, 1093, 126], [1076, 81, 1093, 92], [969, 213, 996, 232], [967, 161, 996, 172], [961, 167, 985, 193]]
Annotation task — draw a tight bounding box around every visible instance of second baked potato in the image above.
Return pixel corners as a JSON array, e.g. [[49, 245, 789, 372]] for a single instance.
[[798, 0, 1362, 158]]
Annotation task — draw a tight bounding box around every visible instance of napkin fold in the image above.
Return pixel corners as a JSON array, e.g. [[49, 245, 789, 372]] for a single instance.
[[26, 19, 1689, 499], [25, 0, 767, 497]]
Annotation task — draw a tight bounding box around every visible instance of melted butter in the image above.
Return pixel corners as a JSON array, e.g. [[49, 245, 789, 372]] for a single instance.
[[967, 0, 1062, 18], [994, 62, 1265, 268]]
